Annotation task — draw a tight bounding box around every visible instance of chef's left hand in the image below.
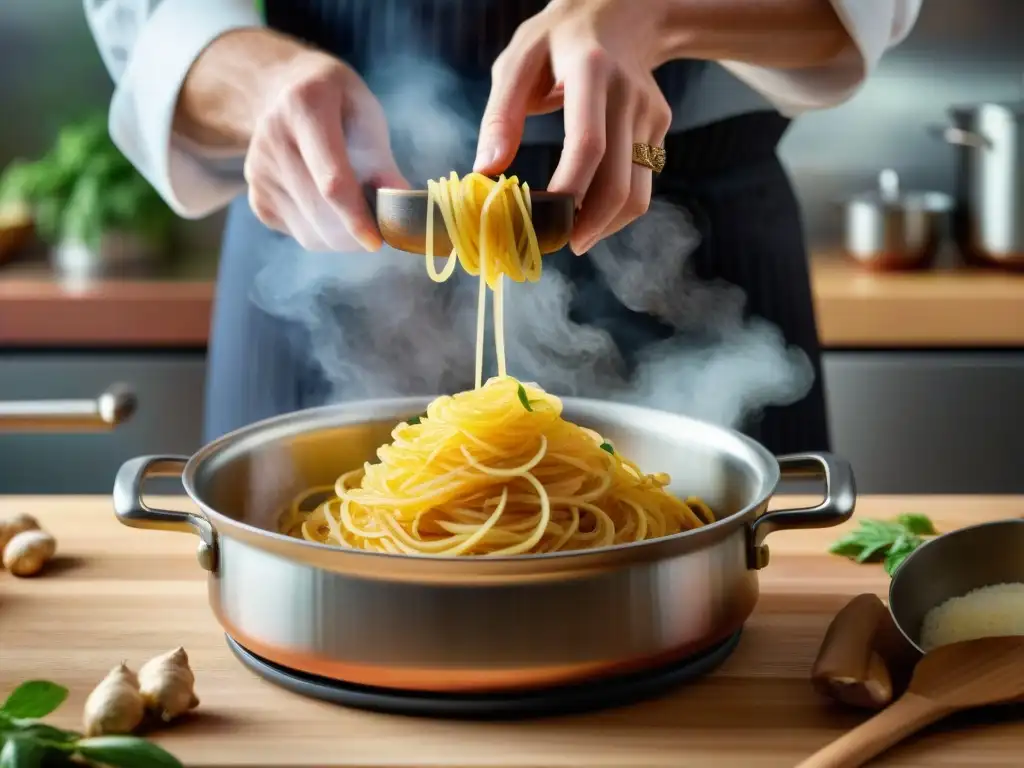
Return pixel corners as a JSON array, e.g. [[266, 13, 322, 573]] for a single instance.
[[474, 0, 672, 255]]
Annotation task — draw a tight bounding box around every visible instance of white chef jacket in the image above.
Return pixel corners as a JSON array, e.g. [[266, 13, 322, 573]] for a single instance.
[[82, 0, 923, 220]]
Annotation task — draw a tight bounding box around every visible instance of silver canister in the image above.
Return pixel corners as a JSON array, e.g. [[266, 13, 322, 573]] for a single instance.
[[933, 99, 1024, 268]]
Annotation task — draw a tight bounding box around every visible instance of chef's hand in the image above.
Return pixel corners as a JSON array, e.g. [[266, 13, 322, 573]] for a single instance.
[[245, 50, 410, 252], [474, 0, 671, 255]]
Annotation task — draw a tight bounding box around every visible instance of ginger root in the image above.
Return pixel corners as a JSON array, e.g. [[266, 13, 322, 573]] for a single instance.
[[3, 529, 56, 577], [138, 647, 199, 722], [0, 513, 40, 554], [83, 662, 146, 737]]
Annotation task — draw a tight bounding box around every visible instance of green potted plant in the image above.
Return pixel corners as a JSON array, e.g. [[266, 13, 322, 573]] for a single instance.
[[0, 114, 176, 277]]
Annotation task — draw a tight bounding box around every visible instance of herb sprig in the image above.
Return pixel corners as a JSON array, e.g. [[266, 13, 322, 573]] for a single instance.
[[0, 681, 182, 768], [829, 514, 937, 576]]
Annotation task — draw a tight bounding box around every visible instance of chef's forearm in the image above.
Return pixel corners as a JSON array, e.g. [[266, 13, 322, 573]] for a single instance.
[[652, 0, 851, 70], [174, 28, 311, 150]]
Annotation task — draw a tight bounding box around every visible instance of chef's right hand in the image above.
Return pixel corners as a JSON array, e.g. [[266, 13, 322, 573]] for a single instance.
[[245, 50, 410, 252]]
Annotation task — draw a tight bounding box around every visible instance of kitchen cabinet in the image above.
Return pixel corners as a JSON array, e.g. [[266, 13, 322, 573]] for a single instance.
[[823, 351, 1024, 494], [0, 352, 205, 494]]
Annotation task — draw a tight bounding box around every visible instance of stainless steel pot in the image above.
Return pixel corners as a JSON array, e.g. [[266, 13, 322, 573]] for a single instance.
[[113, 398, 855, 693], [841, 169, 953, 271], [932, 100, 1024, 268]]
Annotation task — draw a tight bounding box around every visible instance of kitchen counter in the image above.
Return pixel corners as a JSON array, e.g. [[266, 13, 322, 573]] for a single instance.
[[811, 256, 1024, 348], [2, 494, 1022, 767], [2, 255, 1024, 348], [0, 261, 214, 348]]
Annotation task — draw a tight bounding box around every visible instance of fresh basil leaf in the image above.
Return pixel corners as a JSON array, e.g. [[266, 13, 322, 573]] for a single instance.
[[516, 384, 533, 412], [406, 413, 425, 426], [75, 737, 183, 768], [885, 547, 913, 576], [858, 519, 904, 538], [0, 683, 67, 720], [897, 513, 936, 536], [827, 537, 866, 558], [884, 537, 922, 576], [6, 723, 78, 744], [854, 540, 891, 563], [599, 442, 615, 455], [0, 737, 49, 768]]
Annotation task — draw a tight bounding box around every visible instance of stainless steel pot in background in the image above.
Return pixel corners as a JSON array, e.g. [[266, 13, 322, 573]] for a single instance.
[[932, 99, 1024, 268], [841, 169, 953, 271], [112, 398, 855, 694], [0, 384, 136, 432]]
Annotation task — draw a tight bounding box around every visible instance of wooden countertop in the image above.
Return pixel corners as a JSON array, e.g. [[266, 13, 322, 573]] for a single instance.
[[2, 254, 1023, 349], [2, 494, 1023, 767], [810, 257, 1024, 349], [0, 262, 214, 348]]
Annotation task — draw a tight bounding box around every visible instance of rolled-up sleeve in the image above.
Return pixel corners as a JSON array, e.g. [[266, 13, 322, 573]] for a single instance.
[[83, 0, 263, 218], [722, 0, 923, 116]]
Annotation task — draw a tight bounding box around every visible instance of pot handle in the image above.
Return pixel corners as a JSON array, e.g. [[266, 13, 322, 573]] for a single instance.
[[748, 453, 856, 569], [112, 455, 217, 572], [926, 124, 991, 150]]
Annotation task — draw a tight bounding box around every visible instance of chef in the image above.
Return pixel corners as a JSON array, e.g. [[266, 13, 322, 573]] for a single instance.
[[84, 0, 921, 452]]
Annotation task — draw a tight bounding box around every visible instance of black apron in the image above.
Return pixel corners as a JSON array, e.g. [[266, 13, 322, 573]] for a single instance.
[[203, 0, 830, 455]]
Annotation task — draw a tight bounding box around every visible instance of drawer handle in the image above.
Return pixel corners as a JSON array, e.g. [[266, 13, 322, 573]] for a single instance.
[[0, 383, 137, 432]]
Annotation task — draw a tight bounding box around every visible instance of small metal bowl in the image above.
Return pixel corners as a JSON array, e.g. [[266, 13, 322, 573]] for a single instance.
[[373, 188, 575, 256], [841, 169, 953, 272], [888, 519, 1024, 654]]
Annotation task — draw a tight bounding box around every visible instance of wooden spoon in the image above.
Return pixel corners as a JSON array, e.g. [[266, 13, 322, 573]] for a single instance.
[[811, 593, 919, 710], [797, 635, 1024, 768]]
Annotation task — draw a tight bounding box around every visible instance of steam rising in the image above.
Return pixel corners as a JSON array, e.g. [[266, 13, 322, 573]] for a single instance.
[[250, 53, 814, 434]]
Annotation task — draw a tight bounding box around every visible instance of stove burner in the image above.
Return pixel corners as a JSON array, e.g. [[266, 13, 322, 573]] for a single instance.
[[226, 630, 742, 719]]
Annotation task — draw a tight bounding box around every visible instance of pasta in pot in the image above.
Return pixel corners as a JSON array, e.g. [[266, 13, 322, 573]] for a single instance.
[[278, 173, 716, 556]]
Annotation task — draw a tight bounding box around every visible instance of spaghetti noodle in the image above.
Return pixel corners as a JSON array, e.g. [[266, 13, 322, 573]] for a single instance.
[[279, 173, 716, 555]]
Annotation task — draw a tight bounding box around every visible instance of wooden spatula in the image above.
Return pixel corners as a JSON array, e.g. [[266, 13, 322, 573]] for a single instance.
[[797, 635, 1024, 768]]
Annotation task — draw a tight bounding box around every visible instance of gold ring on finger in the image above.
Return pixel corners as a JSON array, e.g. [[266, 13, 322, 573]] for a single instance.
[[632, 143, 666, 174]]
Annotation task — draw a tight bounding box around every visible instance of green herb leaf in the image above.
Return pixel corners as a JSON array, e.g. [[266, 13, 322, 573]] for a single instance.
[[406, 415, 421, 425], [885, 545, 916, 576], [75, 737, 183, 768], [854, 540, 892, 563], [516, 384, 533, 412], [0, 737, 50, 768], [5, 722, 79, 744], [0, 113, 175, 248], [827, 533, 868, 558], [828, 514, 936, 576], [599, 442, 615, 455], [896, 513, 936, 536], [0, 683, 67, 720]]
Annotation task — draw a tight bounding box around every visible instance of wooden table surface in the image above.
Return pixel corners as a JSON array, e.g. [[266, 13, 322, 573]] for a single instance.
[[2, 495, 1022, 767]]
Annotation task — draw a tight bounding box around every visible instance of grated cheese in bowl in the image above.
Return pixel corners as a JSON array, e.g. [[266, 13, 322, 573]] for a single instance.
[[920, 582, 1024, 652]]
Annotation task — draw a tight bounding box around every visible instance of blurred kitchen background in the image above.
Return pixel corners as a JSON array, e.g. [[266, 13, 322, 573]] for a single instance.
[[0, 0, 1021, 494]]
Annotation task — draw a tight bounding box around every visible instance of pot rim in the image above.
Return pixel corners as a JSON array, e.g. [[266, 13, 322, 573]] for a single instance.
[[180, 395, 782, 565], [842, 191, 954, 214]]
